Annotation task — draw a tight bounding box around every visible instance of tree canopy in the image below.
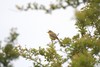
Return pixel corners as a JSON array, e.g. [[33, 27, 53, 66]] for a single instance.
[[0, 0, 100, 67], [15, 0, 100, 67], [0, 28, 19, 67]]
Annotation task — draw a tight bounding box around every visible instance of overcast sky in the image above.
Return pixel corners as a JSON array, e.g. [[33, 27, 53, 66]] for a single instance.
[[0, 0, 80, 67]]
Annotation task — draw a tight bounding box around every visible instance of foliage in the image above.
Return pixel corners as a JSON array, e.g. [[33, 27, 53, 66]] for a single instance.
[[15, 0, 100, 67], [75, 0, 100, 37], [16, 0, 88, 13], [0, 28, 19, 67], [16, 43, 68, 67], [70, 0, 100, 67]]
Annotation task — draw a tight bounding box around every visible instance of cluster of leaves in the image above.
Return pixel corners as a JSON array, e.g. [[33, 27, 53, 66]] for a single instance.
[[68, 34, 100, 67], [0, 28, 19, 67], [16, 0, 87, 13], [16, 43, 69, 67], [75, 0, 100, 37], [68, 0, 100, 67]]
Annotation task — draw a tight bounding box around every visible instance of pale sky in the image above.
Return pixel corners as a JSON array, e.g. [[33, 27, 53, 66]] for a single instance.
[[0, 0, 79, 67]]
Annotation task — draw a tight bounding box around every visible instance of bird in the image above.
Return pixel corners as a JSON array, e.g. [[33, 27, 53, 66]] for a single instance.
[[47, 30, 62, 46]]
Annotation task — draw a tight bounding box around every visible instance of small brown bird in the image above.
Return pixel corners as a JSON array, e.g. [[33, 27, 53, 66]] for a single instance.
[[48, 30, 62, 46]]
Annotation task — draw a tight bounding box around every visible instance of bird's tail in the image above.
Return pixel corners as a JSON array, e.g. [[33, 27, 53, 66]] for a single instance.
[[57, 38, 63, 46]]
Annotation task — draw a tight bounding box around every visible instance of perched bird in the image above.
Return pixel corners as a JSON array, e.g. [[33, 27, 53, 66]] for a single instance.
[[47, 30, 62, 46]]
